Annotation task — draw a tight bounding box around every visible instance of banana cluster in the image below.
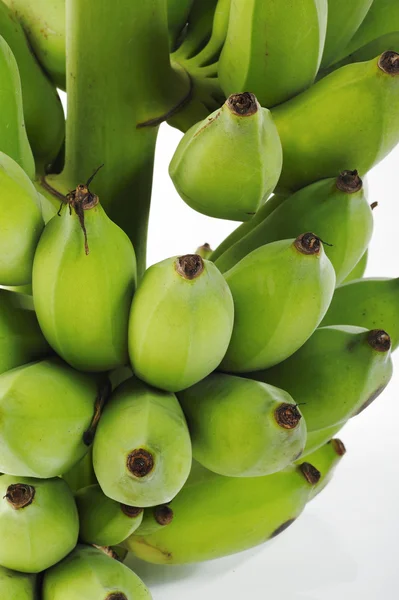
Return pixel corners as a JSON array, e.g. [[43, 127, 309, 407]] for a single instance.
[[1, 0, 399, 597]]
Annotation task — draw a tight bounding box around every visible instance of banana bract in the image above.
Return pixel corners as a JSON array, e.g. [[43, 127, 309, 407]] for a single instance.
[[124, 458, 322, 565], [0, 289, 50, 374], [0, 1, 64, 170], [93, 377, 192, 507], [321, 278, 399, 350], [0, 565, 37, 599], [33, 185, 137, 372], [0, 475, 78, 573], [3, 0, 66, 90], [0, 152, 43, 286], [215, 171, 373, 284], [42, 545, 152, 600], [169, 93, 282, 221], [75, 484, 144, 547], [128, 254, 234, 392], [0, 36, 34, 178], [273, 51, 399, 193], [178, 373, 306, 477], [219, 234, 336, 373], [0, 358, 101, 478], [320, 0, 373, 69], [252, 326, 393, 432], [219, 0, 327, 108]]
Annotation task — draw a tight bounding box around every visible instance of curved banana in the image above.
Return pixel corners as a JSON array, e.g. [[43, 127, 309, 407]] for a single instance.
[[321, 278, 399, 349], [301, 424, 343, 457], [0, 566, 37, 599], [32, 181, 137, 372], [215, 171, 373, 284], [342, 250, 369, 283], [320, 0, 374, 69], [219, 234, 336, 373], [0, 288, 50, 375], [0, 36, 34, 178], [128, 254, 234, 392], [272, 51, 399, 194], [124, 443, 343, 565], [169, 93, 282, 221], [3, 0, 66, 90], [0, 1, 65, 171], [178, 373, 306, 477], [0, 152, 43, 286], [219, 0, 328, 108]]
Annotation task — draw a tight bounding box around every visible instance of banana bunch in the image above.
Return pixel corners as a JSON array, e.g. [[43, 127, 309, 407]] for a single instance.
[[1, 0, 399, 596]]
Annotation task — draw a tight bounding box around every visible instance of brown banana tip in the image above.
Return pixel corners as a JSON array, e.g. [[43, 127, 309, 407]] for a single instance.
[[330, 439, 347, 456], [120, 505, 144, 518], [154, 504, 174, 526], [106, 594, 128, 600], [378, 51, 399, 75], [5, 484, 35, 509], [299, 462, 321, 485], [127, 449, 154, 478], [176, 254, 204, 280], [227, 92, 258, 116], [336, 170, 363, 193], [275, 403, 302, 429], [367, 329, 391, 353], [294, 233, 322, 255]]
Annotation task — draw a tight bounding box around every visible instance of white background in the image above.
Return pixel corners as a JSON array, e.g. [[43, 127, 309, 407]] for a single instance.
[[60, 87, 399, 599]]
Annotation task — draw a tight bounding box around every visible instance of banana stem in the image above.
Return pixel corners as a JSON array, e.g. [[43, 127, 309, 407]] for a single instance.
[[48, 0, 190, 275]]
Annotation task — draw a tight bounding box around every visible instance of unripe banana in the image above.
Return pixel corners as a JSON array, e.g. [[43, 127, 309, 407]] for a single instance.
[[0, 152, 43, 286], [0, 1, 65, 170], [195, 243, 213, 259], [75, 484, 144, 547], [62, 448, 97, 493], [167, 0, 194, 50], [128, 254, 234, 392], [33, 181, 137, 372], [219, 0, 328, 108], [321, 278, 399, 349], [188, 0, 231, 67], [3, 0, 66, 90], [0, 289, 50, 375], [0, 475, 78, 573], [0, 36, 34, 178], [251, 326, 393, 432], [173, 0, 219, 62], [298, 438, 347, 499], [169, 93, 282, 221], [0, 358, 104, 478], [342, 250, 368, 283], [301, 424, 343, 457], [0, 565, 37, 599], [320, 0, 373, 69], [123, 459, 322, 564], [178, 373, 306, 476], [42, 545, 152, 600], [219, 234, 336, 373], [210, 193, 288, 262], [93, 377, 192, 507], [215, 171, 373, 284], [273, 51, 399, 194], [133, 504, 174, 536]]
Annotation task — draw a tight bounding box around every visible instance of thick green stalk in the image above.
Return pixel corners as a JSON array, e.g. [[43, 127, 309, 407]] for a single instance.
[[46, 0, 190, 275]]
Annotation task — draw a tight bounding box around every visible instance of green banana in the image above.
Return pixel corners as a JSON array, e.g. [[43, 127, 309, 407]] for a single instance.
[[124, 455, 331, 564], [210, 193, 288, 262], [298, 438, 347, 499], [219, 234, 336, 373], [169, 93, 282, 221], [0, 36, 34, 178], [301, 424, 343, 457], [320, 0, 373, 69], [195, 243, 213, 259], [272, 51, 399, 194], [0, 152, 43, 286], [62, 448, 97, 493], [167, 0, 194, 51], [251, 326, 393, 432], [219, 0, 328, 108], [0, 565, 37, 599], [75, 484, 144, 547], [178, 373, 306, 476], [173, 0, 219, 62], [321, 278, 399, 349], [128, 254, 234, 392], [0, 1, 64, 171], [0, 475, 78, 573], [215, 171, 373, 284], [93, 377, 192, 507], [0, 289, 50, 375], [42, 545, 152, 599], [334, 0, 399, 62], [3, 0, 66, 90], [32, 181, 137, 372], [185, 0, 231, 68], [342, 250, 368, 283], [133, 504, 174, 536], [0, 357, 103, 478]]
